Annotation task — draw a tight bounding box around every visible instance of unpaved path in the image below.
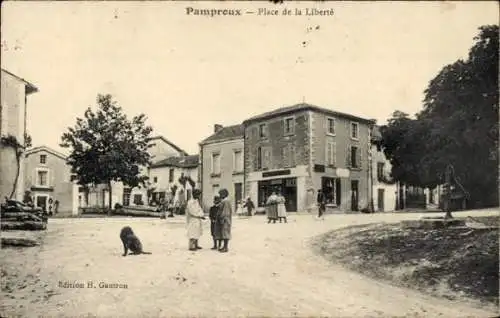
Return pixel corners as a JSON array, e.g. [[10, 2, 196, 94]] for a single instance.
[[1, 209, 498, 317]]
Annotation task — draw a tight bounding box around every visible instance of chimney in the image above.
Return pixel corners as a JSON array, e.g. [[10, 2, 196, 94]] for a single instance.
[[214, 124, 223, 133]]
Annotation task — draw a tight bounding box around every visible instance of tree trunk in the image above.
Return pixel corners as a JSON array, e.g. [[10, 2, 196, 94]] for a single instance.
[[107, 181, 113, 216], [8, 152, 21, 199]]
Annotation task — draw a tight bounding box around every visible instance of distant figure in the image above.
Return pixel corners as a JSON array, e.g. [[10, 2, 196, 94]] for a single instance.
[[186, 189, 205, 251], [317, 189, 326, 220], [243, 196, 255, 216], [266, 191, 279, 224], [277, 193, 287, 223], [235, 200, 245, 216], [209, 195, 222, 250], [48, 198, 54, 216], [218, 188, 233, 253], [54, 200, 59, 214]]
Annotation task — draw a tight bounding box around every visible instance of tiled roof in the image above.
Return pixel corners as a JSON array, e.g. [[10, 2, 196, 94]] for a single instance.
[[148, 136, 188, 156], [199, 124, 244, 145], [1, 68, 39, 94], [243, 103, 375, 125], [150, 154, 199, 169], [25, 146, 67, 160]]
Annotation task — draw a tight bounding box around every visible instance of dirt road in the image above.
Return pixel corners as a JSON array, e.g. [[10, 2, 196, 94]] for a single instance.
[[1, 210, 498, 317]]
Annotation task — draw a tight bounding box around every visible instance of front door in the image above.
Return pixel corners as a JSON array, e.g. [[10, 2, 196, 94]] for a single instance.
[[36, 195, 47, 212], [234, 183, 242, 210], [377, 188, 385, 212], [351, 180, 359, 211]]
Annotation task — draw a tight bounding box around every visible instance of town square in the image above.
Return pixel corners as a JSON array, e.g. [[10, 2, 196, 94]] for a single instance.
[[1, 1, 498, 317]]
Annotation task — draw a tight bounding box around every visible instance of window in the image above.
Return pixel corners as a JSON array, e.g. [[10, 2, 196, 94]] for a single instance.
[[326, 140, 336, 166], [169, 169, 174, 182], [233, 150, 243, 172], [257, 147, 262, 170], [327, 117, 336, 135], [153, 176, 158, 183], [123, 188, 131, 206], [263, 148, 271, 169], [37, 170, 48, 186], [350, 146, 359, 168], [211, 152, 221, 174], [282, 144, 296, 167], [259, 124, 267, 139], [377, 162, 385, 181], [133, 194, 143, 205], [40, 155, 47, 164], [351, 122, 359, 140], [284, 117, 295, 135]]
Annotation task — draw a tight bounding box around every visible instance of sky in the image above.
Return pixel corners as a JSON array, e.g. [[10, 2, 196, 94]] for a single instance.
[[1, 1, 498, 155]]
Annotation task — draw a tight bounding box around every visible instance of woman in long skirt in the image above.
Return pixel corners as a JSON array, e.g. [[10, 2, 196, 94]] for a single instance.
[[277, 193, 287, 223], [266, 192, 278, 224]]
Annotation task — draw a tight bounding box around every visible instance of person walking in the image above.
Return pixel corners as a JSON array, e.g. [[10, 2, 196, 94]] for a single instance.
[[186, 189, 205, 251], [277, 192, 287, 223], [209, 195, 222, 250], [317, 189, 326, 220], [218, 188, 233, 253], [266, 191, 279, 224], [243, 196, 255, 216]]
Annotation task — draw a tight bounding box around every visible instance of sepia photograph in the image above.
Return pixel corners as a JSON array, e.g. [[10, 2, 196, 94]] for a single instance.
[[0, 1, 498, 317]]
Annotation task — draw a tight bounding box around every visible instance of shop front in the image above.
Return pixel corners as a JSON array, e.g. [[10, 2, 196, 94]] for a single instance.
[[257, 177, 297, 212], [321, 176, 341, 207]]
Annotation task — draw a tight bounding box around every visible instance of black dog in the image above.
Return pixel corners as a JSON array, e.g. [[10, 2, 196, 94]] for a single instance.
[[119, 226, 152, 256]]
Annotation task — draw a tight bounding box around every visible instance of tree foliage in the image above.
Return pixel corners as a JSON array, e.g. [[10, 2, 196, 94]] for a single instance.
[[381, 25, 499, 208], [60, 94, 153, 209]]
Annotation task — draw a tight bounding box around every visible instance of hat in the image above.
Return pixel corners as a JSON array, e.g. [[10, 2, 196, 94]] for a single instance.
[[218, 188, 229, 198], [192, 189, 201, 196]]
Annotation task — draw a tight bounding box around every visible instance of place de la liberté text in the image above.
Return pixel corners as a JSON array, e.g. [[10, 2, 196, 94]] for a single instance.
[[185, 7, 335, 17]]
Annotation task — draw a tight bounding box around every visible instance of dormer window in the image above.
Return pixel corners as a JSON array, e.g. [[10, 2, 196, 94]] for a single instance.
[[40, 154, 47, 164]]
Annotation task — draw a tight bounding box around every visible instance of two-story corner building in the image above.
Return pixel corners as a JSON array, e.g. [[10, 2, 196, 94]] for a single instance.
[[199, 124, 244, 211], [148, 154, 199, 204], [370, 126, 397, 212], [1, 69, 38, 202], [243, 103, 375, 213], [24, 146, 78, 215]]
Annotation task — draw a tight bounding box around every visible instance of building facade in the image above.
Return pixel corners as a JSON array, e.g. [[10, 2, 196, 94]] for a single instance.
[[0, 69, 38, 202], [199, 124, 244, 211], [243, 103, 374, 212], [149, 154, 199, 205], [24, 146, 78, 215], [370, 126, 397, 212]]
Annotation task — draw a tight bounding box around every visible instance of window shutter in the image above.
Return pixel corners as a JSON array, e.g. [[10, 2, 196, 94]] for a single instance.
[[264, 148, 270, 169], [346, 145, 351, 167], [358, 147, 362, 168], [332, 141, 336, 167], [290, 144, 296, 166]]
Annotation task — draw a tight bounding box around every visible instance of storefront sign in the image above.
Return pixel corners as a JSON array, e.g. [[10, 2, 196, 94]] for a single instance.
[[262, 169, 291, 178]]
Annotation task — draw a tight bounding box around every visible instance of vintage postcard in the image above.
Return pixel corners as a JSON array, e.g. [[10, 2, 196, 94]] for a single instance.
[[1, 1, 498, 317]]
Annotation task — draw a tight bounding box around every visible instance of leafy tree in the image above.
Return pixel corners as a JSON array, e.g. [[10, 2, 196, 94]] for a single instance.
[[60, 94, 153, 213], [381, 25, 499, 209]]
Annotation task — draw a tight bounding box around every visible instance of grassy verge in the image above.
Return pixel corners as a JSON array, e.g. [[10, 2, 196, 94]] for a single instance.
[[311, 216, 499, 307]]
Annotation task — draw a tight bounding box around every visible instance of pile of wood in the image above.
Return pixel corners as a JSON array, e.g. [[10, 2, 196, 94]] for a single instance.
[[1, 199, 48, 231]]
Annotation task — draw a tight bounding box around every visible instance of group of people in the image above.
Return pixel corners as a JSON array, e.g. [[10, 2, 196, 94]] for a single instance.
[[184, 188, 233, 253], [265, 190, 288, 223]]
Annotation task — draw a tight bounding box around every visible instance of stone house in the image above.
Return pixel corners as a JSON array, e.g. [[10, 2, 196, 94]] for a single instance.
[[24, 146, 78, 215], [0, 69, 38, 202], [199, 124, 244, 211], [148, 154, 199, 205], [243, 103, 375, 212]]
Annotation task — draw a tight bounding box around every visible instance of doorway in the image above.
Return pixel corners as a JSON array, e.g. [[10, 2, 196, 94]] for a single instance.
[[36, 195, 47, 212], [377, 188, 385, 212], [351, 180, 359, 211], [234, 183, 242, 210]]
